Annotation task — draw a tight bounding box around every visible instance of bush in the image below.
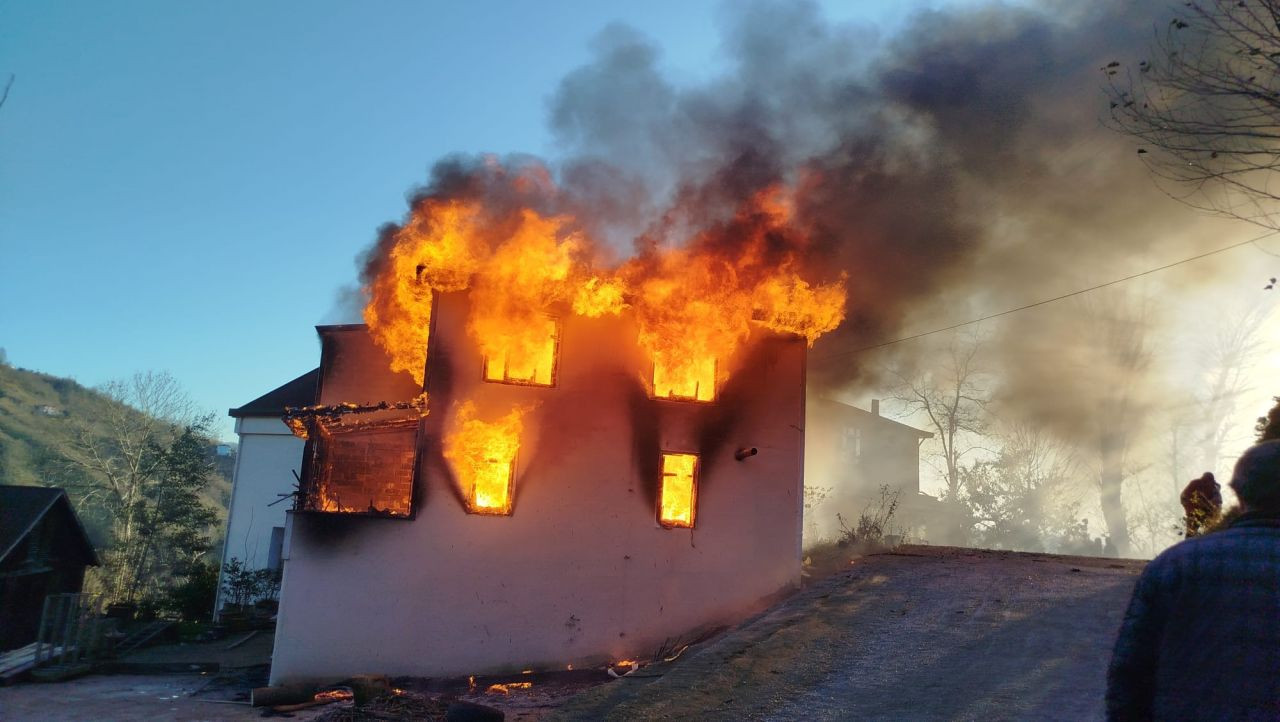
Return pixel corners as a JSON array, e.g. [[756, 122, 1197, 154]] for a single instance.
[[220, 557, 282, 610], [163, 561, 219, 622], [837, 485, 901, 548]]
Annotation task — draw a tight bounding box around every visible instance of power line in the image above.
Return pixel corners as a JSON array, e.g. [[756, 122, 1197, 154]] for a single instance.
[[812, 230, 1279, 364]]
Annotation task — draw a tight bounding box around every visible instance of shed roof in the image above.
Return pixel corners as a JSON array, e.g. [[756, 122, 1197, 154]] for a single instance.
[[0, 485, 98, 566], [229, 368, 320, 418]]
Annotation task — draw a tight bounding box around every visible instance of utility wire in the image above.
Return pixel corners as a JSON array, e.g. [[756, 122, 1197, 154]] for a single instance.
[[812, 229, 1279, 364]]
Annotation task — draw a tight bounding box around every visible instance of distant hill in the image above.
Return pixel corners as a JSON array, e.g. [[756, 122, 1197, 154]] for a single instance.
[[0, 362, 232, 548]]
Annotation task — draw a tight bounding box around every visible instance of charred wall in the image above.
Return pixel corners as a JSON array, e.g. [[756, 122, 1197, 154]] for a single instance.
[[272, 292, 806, 682]]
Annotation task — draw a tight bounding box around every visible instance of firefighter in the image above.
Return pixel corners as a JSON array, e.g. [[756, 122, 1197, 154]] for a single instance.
[[1180, 471, 1222, 537]]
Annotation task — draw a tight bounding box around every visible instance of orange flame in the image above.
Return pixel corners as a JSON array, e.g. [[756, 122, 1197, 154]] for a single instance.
[[486, 682, 533, 694], [362, 176, 846, 408], [658, 453, 697, 527], [468, 210, 582, 385], [364, 199, 487, 385], [443, 402, 527, 514], [624, 187, 845, 401], [626, 251, 747, 402], [313, 690, 354, 702]]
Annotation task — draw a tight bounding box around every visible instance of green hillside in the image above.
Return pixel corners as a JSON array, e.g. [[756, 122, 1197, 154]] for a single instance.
[[0, 362, 232, 547]]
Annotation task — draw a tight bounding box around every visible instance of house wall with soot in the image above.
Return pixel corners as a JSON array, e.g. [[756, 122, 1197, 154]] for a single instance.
[[269, 291, 806, 683]]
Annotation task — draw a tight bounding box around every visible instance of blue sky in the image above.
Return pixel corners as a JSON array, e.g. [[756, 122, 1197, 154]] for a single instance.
[[0, 1, 953, 439]]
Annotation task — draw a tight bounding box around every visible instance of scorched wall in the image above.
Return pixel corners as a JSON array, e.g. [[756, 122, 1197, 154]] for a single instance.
[[270, 292, 807, 682]]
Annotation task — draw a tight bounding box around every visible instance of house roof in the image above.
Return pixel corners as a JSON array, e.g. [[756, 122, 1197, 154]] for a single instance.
[[812, 398, 934, 438], [229, 368, 320, 418], [0, 485, 98, 566]]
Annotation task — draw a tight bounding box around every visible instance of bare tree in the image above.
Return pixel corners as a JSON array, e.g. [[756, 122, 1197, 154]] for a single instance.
[[962, 424, 1087, 553], [1090, 297, 1156, 558], [995, 289, 1158, 558], [1106, 1, 1280, 226], [1192, 303, 1273, 469], [1126, 470, 1185, 558], [886, 331, 991, 544], [56, 372, 217, 601]]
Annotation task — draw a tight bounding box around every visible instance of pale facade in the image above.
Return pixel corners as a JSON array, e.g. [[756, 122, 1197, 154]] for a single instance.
[[216, 370, 316, 613], [268, 292, 807, 683], [804, 397, 948, 540]]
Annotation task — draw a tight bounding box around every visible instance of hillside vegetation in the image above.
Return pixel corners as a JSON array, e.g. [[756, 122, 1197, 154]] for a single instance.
[[0, 362, 232, 548]]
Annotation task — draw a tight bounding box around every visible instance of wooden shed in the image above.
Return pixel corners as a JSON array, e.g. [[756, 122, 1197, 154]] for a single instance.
[[0, 486, 98, 651]]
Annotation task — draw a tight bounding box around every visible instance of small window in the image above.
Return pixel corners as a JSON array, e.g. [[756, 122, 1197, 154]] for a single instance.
[[467, 453, 517, 515], [484, 317, 560, 386], [305, 426, 416, 517], [653, 357, 716, 402], [841, 427, 862, 458], [658, 452, 698, 528], [444, 403, 523, 516], [267, 527, 285, 572]]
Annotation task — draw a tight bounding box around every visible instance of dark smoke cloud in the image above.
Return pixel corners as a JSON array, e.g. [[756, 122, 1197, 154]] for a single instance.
[[351, 0, 1240, 424]]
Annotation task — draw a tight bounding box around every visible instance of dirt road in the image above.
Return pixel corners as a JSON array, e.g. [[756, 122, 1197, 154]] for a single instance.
[[554, 546, 1145, 721]]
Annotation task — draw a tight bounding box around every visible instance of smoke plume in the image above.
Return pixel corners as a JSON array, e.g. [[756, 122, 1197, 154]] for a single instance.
[[352, 0, 1255, 438]]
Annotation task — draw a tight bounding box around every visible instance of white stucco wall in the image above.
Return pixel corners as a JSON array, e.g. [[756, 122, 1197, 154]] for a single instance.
[[269, 294, 806, 683], [215, 416, 304, 612]]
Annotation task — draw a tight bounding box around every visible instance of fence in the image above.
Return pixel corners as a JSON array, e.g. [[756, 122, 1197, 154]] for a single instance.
[[34, 593, 108, 666]]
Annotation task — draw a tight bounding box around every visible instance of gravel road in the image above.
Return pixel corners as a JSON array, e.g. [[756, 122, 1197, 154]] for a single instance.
[[554, 546, 1145, 721]]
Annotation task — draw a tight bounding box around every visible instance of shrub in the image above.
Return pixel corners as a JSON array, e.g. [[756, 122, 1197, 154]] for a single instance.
[[220, 557, 283, 610], [163, 561, 219, 622], [837, 485, 901, 548]]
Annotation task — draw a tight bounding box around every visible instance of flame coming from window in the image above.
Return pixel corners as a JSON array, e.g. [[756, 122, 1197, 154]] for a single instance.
[[444, 402, 526, 514], [483, 316, 559, 385], [659, 453, 698, 527], [469, 211, 580, 386], [364, 199, 486, 385], [620, 187, 846, 402], [362, 166, 847, 401]]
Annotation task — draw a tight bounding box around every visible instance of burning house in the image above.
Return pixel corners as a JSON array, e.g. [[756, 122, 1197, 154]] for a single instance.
[[264, 169, 847, 683], [271, 301, 806, 682]]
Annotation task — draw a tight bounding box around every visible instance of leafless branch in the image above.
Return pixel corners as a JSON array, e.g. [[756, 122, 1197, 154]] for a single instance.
[[1105, 1, 1280, 226]]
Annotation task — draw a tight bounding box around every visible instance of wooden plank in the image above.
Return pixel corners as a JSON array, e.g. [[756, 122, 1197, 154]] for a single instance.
[[223, 631, 258, 650], [34, 595, 51, 664], [0, 643, 39, 677]]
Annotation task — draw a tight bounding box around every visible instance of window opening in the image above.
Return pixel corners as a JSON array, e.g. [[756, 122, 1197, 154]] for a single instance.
[[658, 452, 698, 528], [841, 427, 862, 459], [653, 357, 716, 402], [468, 454, 516, 515], [484, 317, 560, 386]]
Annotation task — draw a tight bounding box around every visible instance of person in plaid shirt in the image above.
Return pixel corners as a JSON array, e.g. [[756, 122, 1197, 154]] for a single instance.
[[1106, 440, 1280, 720]]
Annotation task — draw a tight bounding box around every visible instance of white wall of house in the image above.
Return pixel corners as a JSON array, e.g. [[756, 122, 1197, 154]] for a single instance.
[[269, 295, 807, 683], [215, 416, 304, 612]]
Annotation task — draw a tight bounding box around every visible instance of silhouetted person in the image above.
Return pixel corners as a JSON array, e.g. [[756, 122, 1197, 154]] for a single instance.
[[1107, 441, 1280, 720], [1180, 471, 1222, 537]]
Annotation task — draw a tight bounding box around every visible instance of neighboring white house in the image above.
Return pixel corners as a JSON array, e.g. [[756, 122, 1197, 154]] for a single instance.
[[215, 369, 317, 614]]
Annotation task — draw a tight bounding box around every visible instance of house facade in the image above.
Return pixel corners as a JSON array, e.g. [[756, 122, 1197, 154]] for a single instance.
[[804, 398, 949, 540], [216, 369, 317, 614], [267, 291, 808, 683]]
